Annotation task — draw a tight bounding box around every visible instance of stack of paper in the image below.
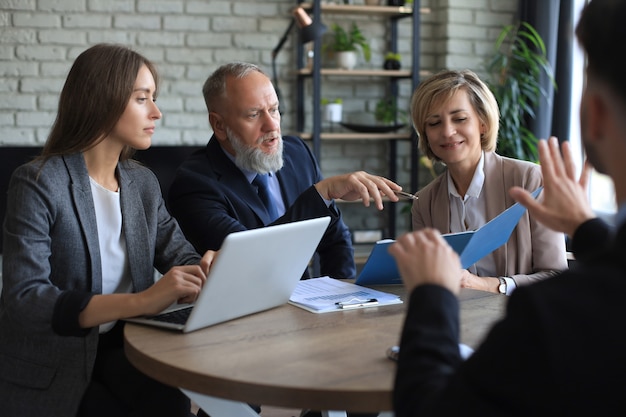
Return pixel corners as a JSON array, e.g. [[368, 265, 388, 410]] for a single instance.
[[289, 276, 403, 313]]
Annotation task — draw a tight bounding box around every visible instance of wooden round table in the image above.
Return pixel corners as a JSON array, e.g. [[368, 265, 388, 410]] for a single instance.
[[124, 287, 506, 414]]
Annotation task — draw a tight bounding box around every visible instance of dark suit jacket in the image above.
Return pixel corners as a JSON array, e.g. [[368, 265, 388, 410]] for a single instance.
[[394, 217, 626, 416], [168, 135, 356, 279]]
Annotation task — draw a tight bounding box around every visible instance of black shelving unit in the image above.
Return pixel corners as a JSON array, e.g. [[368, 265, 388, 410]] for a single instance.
[[294, 0, 422, 238]]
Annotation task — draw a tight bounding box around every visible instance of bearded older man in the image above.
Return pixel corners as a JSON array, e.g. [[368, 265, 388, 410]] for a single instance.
[[168, 62, 402, 281]]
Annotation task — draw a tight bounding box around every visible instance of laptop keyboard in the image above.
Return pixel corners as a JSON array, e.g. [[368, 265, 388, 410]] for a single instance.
[[150, 307, 192, 325]]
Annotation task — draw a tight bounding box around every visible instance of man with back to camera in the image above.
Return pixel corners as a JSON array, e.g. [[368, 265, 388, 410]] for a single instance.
[[168, 62, 403, 280], [388, 0, 626, 415]]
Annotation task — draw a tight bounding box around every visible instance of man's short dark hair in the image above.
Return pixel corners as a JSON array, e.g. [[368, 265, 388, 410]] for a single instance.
[[576, 0, 626, 103]]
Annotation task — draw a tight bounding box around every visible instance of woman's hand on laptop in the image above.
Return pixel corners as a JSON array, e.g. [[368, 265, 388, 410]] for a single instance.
[[141, 264, 208, 315], [77, 263, 209, 327]]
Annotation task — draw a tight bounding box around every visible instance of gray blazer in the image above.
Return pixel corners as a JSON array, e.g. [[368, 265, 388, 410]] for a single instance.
[[0, 153, 201, 417], [412, 151, 568, 286]]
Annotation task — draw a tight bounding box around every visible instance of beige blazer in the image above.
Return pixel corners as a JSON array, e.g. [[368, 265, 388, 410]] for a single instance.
[[412, 151, 568, 286]]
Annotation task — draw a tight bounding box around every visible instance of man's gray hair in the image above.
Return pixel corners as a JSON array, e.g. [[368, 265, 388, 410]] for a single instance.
[[202, 62, 266, 113]]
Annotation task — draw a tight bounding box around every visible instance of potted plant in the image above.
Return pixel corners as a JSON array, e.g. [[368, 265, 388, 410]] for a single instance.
[[324, 22, 371, 70], [383, 52, 401, 70], [485, 21, 556, 162], [375, 97, 398, 125], [321, 98, 343, 123]]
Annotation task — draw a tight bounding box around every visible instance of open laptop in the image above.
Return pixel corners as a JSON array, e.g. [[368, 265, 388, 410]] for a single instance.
[[126, 216, 331, 333]]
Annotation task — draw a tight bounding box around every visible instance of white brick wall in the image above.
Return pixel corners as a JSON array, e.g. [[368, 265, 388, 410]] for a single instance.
[[0, 0, 518, 234]]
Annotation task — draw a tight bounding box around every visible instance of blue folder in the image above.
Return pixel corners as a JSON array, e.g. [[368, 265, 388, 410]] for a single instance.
[[355, 187, 543, 285]]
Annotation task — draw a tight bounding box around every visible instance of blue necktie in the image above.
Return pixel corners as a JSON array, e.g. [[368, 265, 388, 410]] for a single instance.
[[252, 174, 279, 221]]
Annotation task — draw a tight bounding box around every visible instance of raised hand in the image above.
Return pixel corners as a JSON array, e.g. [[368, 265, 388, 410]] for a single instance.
[[509, 136, 595, 237], [388, 228, 462, 294]]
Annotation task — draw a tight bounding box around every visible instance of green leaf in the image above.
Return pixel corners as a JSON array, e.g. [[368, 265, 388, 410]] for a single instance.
[[486, 21, 556, 161], [325, 22, 371, 62]]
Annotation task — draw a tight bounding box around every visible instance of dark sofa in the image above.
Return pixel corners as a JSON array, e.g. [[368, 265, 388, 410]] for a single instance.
[[0, 146, 202, 253]]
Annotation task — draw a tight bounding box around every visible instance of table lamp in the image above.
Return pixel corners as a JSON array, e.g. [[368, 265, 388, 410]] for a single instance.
[[271, 7, 327, 106]]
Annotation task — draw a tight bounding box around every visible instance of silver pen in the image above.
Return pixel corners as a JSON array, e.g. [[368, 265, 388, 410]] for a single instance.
[[335, 298, 379, 309], [393, 190, 418, 200]]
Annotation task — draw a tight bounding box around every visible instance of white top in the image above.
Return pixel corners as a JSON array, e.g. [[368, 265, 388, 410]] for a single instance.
[[90, 177, 132, 333]]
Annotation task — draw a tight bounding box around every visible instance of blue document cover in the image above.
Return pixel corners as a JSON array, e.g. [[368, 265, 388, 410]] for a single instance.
[[355, 187, 542, 286]]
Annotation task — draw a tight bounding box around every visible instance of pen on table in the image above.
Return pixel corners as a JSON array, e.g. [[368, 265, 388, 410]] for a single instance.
[[393, 190, 418, 200], [386, 345, 400, 361], [335, 298, 379, 310]]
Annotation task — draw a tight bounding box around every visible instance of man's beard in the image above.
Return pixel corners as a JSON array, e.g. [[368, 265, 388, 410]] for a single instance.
[[227, 127, 284, 174]]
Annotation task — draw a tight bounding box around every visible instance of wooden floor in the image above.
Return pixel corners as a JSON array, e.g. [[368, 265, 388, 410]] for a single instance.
[[193, 405, 393, 417], [260, 406, 303, 417], [192, 403, 302, 416]]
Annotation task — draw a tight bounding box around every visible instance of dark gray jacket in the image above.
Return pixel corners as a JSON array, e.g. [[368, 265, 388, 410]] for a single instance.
[[0, 153, 200, 417]]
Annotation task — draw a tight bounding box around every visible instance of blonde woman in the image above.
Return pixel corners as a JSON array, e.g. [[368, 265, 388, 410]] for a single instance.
[[410, 69, 567, 295]]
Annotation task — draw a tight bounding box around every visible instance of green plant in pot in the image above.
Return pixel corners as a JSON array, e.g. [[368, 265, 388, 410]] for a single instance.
[[374, 97, 406, 125], [321, 98, 343, 124], [383, 52, 401, 70], [325, 22, 371, 70], [485, 21, 556, 162]]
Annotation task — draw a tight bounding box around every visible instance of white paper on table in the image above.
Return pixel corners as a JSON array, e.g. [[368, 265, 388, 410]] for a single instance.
[[289, 276, 403, 313]]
